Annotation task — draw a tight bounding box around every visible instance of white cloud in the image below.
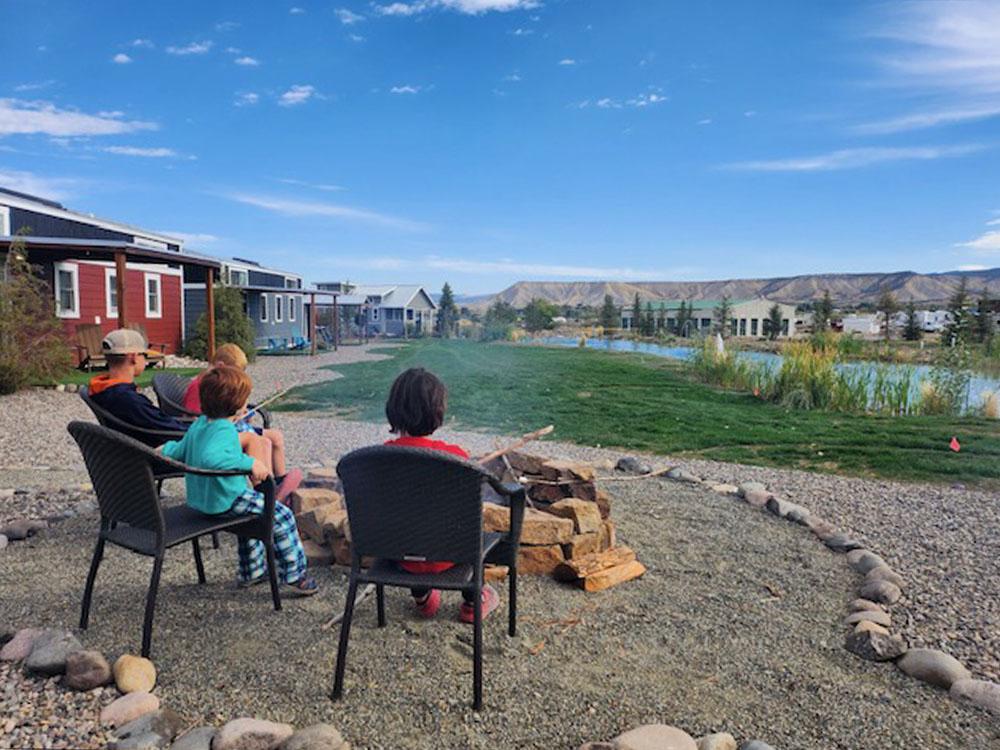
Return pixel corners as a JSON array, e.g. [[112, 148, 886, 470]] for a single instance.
[[860, 2, 1000, 132], [580, 90, 666, 111], [988, 217, 1000, 227], [376, 0, 539, 16], [156, 231, 220, 245], [14, 80, 56, 92], [0, 99, 156, 137], [226, 193, 425, 231], [104, 146, 184, 158], [337, 255, 675, 281], [166, 40, 213, 56], [627, 91, 666, 107], [509, 28, 534, 36], [956, 231, 1000, 254], [278, 84, 316, 106], [234, 56, 260, 66], [336, 8, 365, 24], [225, 46, 242, 54], [503, 73, 521, 82], [744, 110, 757, 117], [0, 168, 80, 201], [959, 264, 989, 271], [290, 6, 306, 13], [349, 34, 366, 42], [112, 53, 132, 64], [130, 38, 154, 48], [234, 92, 260, 107], [723, 144, 984, 172], [390, 85, 421, 94], [595, 98, 619, 109], [278, 178, 346, 192], [215, 21, 240, 31], [698, 118, 712, 125], [558, 58, 576, 66]]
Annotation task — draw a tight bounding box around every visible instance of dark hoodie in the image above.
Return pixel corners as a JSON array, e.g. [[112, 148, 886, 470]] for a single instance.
[[88, 374, 188, 439]]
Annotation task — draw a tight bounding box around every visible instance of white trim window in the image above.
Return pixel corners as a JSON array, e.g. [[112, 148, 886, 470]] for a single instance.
[[0, 206, 10, 235], [144, 273, 162, 319], [260, 293, 269, 322], [54, 262, 80, 318], [105, 268, 118, 319], [288, 296, 296, 322], [274, 294, 284, 323]]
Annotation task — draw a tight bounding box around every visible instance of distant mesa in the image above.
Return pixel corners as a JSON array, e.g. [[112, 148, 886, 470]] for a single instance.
[[457, 269, 1000, 309]]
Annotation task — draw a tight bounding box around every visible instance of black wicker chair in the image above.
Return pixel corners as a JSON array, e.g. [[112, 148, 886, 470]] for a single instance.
[[331, 445, 526, 710], [67, 421, 282, 658], [152, 373, 273, 428]]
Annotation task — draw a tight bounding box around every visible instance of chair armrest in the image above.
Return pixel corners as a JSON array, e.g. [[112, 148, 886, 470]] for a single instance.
[[148, 342, 168, 353], [244, 405, 273, 430]]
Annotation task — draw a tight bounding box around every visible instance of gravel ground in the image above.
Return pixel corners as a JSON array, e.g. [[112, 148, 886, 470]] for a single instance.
[[2, 349, 1000, 747]]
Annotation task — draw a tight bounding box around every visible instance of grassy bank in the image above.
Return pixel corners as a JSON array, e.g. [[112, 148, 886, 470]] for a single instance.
[[277, 340, 1000, 485]]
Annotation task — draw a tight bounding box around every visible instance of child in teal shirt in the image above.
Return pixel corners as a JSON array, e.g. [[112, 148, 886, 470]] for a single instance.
[[162, 366, 317, 595]]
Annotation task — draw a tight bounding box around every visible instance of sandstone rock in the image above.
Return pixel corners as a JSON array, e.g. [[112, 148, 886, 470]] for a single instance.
[[737, 481, 766, 497], [710, 484, 739, 495], [850, 598, 886, 613], [295, 505, 347, 545], [505, 451, 547, 477], [303, 468, 339, 490], [563, 532, 601, 559], [111, 708, 187, 749], [331, 537, 352, 567], [64, 649, 112, 690], [846, 549, 886, 574], [214, 718, 294, 750], [853, 620, 890, 636], [844, 610, 892, 628], [302, 540, 334, 566], [897, 649, 970, 689], [484, 565, 509, 584], [823, 532, 863, 553], [950, 679, 1000, 716], [0, 627, 40, 661], [520, 508, 574, 545], [542, 458, 596, 483], [845, 628, 907, 661], [290, 488, 342, 515], [529, 482, 570, 504], [764, 496, 809, 523], [599, 520, 616, 551], [25, 629, 83, 675], [666, 467, 701, 483], [742, 489, 770, 508], [1, 518, 47, 540], [517, 544, 565, 575], [595, 489, 612, 519], [865, 566, 905, 589], [483, 502, 511, 532], [114, 654, 157, 693], [858, 578, 902, 606], [696, 733, 737, 750], [613, 724, 697, 750], [278, 723, 345, 750], [101, 692, 161, 727], [170, 727, 217, 750], [615, 456, 651, 475], [547, 498, 602, 534]]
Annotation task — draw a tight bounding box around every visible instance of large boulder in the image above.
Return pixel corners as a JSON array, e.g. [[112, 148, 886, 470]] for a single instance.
[[101, 692, 161, 727], [170, 727, 218, 750], [846, 549, 886, 574], [547, 498, 602, 534], [845, 629, 907, 662], [696, 733, 737, 750], [950, 679, 1000, 716], [110, 708, 188, 750], [0, 628, 41, 661], [64, 649, 112, 690], [114, 654, 157, 693], [519, 509, 574, 545], [279, 724, 347, 750], [897, 649, 970, 689], [25, 629, 83, 675], [613, 724, 698, 750], [213, 718, 294, 750]]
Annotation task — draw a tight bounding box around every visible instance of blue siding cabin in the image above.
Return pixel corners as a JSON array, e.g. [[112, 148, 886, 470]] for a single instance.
[[184, 257, 307, 350]]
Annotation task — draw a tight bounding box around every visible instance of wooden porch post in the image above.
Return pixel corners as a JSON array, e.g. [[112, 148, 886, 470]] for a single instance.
[[310, 292, 317, 356], [205, 267, 216, 362], [114, 252, 127, 329], [332, 294, 339, 351]]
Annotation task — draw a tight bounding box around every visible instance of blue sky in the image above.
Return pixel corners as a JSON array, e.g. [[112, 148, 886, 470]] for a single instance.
[[2, 0, 999, 295]]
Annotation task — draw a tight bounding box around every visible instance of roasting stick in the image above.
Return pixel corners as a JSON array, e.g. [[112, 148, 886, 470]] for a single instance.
[[476, 425, 554, 465], [322, 584, 376, 629]]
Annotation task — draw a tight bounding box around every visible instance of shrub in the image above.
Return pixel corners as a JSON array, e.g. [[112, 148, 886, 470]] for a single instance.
[[688, 337, 765, 392], [0, 236, 71, 393], [919, 346, 970, 415], [184, 285, 256, 362]]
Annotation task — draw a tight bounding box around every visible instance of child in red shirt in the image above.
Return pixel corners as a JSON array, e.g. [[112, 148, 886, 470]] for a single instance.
[[384, 367, 499, 623]]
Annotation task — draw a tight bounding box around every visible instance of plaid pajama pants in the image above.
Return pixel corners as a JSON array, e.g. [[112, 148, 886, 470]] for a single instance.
[[230, 490, 307, 585]]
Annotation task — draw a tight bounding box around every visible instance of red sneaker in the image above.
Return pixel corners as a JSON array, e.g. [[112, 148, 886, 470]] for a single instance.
[[275, 468, 303, 505], [459, 584, 500, 624], [414, 589, 441, 618]]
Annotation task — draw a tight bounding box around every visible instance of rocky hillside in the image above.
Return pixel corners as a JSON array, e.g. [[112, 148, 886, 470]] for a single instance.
[[464, 269, 1000, 309]]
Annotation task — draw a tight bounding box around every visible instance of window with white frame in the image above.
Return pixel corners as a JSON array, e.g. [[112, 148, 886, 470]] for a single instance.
[[144, 273, 162, 318], [274, 295, 283, 322], [260, 293, 269, 322], [0, 206, 10, 235], [105, 268, 118, 319], [54, 262, 79, 318], [372, 306, 379, 321], [288, 296, 296, 322]]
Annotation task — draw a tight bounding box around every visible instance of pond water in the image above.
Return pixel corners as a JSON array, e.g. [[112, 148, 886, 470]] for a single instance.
[[523, 336, 1000, 412]]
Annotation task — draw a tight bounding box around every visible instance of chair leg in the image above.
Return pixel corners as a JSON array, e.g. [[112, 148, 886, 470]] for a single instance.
[[141, 554, 165, 659], [192, 538, 206, 584], [332, 576, 359, 701], [376, 584, 386, 627], [155, 479, 163, 496], [211, 532, 220, 549], [79, 537, 105, 630], [473, 581, 483, 711], [265, 542, 281, 611], [508, 566, 517, 637]]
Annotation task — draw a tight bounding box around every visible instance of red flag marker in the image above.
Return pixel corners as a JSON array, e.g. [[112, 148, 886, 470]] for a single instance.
[[949, 436, 961, 452]]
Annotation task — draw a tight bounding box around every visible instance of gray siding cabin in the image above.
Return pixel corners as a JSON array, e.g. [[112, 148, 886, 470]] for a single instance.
[[184, 258, 307, 350], [315, 283, 438, 337]]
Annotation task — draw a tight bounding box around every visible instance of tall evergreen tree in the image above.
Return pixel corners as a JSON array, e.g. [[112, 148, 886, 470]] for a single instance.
[[876, 288, 899, 341], [523, 298, 557, 332], [766, 303, 783, 341], [975, 288, 994, 343], [642, 302, 655, 336], [599, 294, 618, 332], [813, 290, 833, 332], [903, 302, 922, 341], [714, 295, 733, 338], [631, 292, 642, 335], [944, 277, 971, 346], [437, 282, 457, 338], [675, 300, 688, 336]]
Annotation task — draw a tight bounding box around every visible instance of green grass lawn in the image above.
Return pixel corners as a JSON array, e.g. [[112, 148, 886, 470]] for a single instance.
[[40, 366, 202, 388], [276, 340, 1000, 486]]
